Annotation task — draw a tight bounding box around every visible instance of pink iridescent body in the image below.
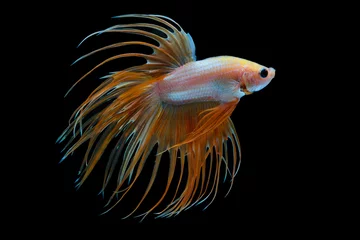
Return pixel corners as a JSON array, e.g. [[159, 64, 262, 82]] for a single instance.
[[157, 56, 275, 105]]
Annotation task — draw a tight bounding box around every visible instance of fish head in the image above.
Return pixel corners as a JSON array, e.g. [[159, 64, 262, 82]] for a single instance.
[[238, 61, 275, 95]]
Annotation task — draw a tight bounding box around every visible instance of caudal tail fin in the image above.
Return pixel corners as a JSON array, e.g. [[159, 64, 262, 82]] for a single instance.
[[57, 14, 241, 221]]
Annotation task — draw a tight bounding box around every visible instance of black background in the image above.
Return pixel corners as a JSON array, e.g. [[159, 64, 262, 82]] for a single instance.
[[44, 1, 285, 225]]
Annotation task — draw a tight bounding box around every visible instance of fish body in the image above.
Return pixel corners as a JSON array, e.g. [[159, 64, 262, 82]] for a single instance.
[[58, 14, 275, 220], [157, 56, 275, 105]]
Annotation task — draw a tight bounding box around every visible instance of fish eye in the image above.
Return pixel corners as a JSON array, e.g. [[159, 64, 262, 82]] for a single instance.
[[260, 68, 268, 78]]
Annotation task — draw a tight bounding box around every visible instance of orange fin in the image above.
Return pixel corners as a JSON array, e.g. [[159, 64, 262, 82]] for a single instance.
[[168, 99, 239, 151], [58, 15, 240, 221]]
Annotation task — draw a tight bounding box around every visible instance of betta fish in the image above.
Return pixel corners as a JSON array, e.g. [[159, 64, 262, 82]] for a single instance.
[[57, 14, 275, 220]]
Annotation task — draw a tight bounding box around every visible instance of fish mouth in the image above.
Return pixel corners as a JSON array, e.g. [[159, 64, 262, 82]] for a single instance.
[[269, 67, 276, 78]]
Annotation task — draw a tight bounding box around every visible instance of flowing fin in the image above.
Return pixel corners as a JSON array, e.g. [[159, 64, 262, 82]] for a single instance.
[[59, 14, 240, 220], [65, 15, 196, 97], [165, 99, 239, 152]]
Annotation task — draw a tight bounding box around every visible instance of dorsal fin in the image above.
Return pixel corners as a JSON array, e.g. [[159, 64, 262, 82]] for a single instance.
[[112, 14, 196, 65], [66, 14, 197, 96], [75, 14, 196, 68]]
